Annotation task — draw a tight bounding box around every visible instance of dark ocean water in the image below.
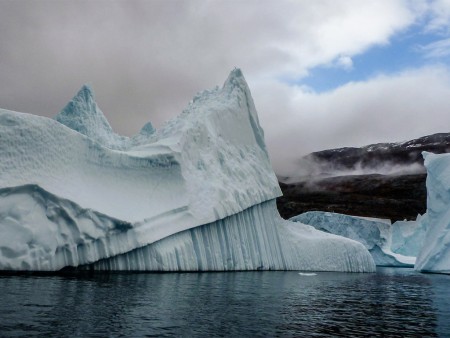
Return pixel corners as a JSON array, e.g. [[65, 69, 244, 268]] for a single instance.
[[0, 268, 449, 337]]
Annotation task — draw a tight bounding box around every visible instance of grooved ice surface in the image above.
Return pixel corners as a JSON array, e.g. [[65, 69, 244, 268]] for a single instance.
[[87, 200, 374, 272], [415, 152, 450, 274], [291, 212, 420, 267], [0, 69, 375, 272]]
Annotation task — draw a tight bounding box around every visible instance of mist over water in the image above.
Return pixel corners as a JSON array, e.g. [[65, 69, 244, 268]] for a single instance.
[[279, 133, 450, 182], [282, 158, 426, 184], [1, 269, 449, 337]]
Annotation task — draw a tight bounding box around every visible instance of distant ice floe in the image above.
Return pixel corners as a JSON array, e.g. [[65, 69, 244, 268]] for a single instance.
[[291, 212, 425, 267], [298, 272, 317, 276]]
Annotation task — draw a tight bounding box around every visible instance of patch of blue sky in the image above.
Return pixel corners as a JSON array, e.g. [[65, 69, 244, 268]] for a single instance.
[[294, 24, 449, 93]]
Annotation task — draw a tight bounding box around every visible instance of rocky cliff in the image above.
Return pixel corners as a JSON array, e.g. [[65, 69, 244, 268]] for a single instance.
[[277, 133, 450, 221]]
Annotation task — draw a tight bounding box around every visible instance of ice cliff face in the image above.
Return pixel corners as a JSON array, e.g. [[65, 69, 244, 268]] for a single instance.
[[85, 201, 373, 272], [415, 152, 450, 274], [0, 69, 375, 272], [290, 212, 420, 267]]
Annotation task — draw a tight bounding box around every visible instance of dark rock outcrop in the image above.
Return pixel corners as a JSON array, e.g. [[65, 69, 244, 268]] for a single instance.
[[277, 133, 450, 221], [288, 133, 450, 180], [277, 174, 427, 221]]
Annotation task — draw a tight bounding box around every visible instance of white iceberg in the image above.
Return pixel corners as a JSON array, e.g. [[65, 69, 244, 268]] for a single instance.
[[415, 152, 450, 274], [291, 211, 423, 267], [0, 69, 375, 272]]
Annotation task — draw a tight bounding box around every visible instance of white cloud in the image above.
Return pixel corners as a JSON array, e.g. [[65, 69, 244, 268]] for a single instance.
[[425, 0, 450, 33], [254, 66, 450, 176], [419, 37, 450, 58], [262, 0, 419, 78], [336, 55, 354, 70]]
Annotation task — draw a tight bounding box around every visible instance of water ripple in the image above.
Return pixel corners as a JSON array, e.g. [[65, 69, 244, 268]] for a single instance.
[[0, 268, 449, 337]]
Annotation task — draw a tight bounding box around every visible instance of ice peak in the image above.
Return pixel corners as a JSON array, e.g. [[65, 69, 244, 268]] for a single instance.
[[54, 84, 115, 142], [230, 67, 244, 78], [139, 121, 155, 135], [62, 84, 97, 115], [222, 68, 268, 157], [223, 68, 248, 92], [77, 84, 95, 103]]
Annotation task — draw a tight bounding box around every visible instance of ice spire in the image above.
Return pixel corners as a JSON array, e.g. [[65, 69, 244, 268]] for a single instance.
[[139, 121, 155, 135], [223, 68, 268, 157], [54, 85, 115, 144]]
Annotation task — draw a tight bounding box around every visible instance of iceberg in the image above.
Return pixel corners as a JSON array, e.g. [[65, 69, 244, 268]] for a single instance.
[[0, 69, 375, 272], [415, 152, 450, 274], [390, 215, 427, 257], [291, 212, 421, 267]]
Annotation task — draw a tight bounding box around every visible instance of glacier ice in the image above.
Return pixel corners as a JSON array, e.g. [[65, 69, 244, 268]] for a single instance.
[[390, 215, 427, 257], [0, 185, 139, 270], [0, 69, 375, 272], [55, 84, 128, 149], [291, 212, 421, 267], [415, 152, 450, 274], [84, 201, 374, 272]]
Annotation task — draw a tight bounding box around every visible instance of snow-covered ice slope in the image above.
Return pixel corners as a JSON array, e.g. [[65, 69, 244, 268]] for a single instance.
[[415, 152, 450, 274], [1, 69, 279, 224], [291, 212, 417, 267], [0, 69, 375, 272]]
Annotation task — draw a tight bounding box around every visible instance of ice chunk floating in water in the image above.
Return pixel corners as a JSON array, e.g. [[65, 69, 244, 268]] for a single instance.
[[291, 212, 422, 267], [0, 69, 375, 272]]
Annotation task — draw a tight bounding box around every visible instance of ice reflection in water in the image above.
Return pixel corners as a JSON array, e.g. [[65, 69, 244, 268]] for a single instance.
[[0, 268, 448, 337]]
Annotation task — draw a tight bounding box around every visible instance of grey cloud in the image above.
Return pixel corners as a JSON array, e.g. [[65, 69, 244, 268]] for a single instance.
[[0, 0, 304, 134], [1, 0, 448, 177]]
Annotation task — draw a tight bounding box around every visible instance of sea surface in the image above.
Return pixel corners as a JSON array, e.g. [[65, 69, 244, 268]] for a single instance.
[[0, 268, 449, 337]]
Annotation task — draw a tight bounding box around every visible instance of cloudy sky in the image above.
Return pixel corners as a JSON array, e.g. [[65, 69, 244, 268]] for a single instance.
[[1, 0, 450, 175]]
